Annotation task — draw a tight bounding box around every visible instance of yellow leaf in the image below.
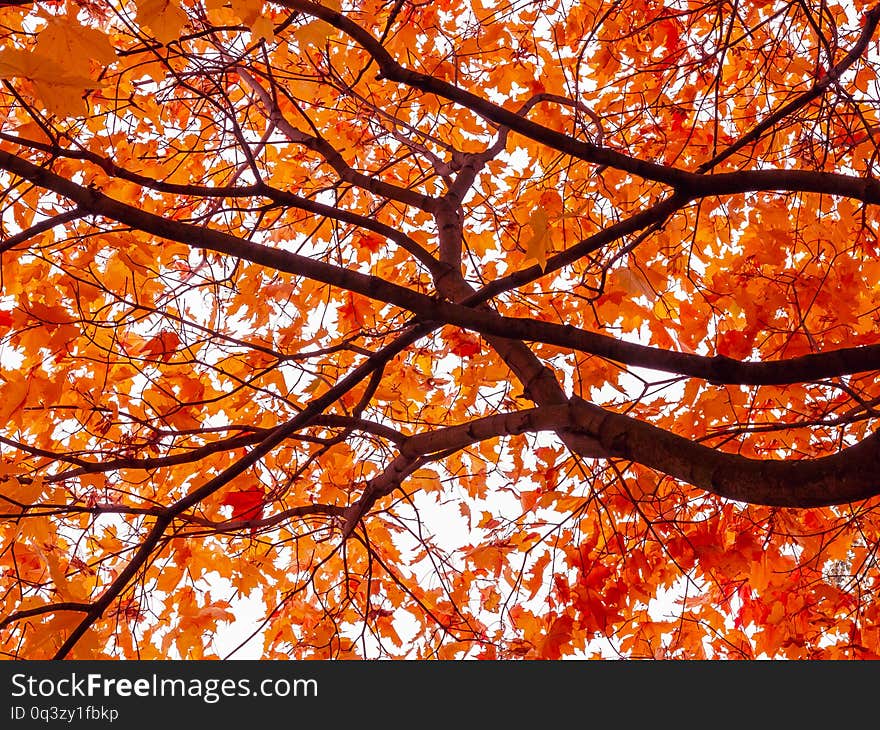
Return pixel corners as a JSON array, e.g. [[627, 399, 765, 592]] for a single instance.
[[0, 372, 31, 426], [653, 295, 679, 320], [231, 0, 260, 24], [250, 15, 275, 42], [295, 19, 332, 47], [0, 48, 95, 117], [616, 266, 655, 300], [231, 0, 274, 42], [35, 14, 116, 78], [0, 475, 43, 515], [525, 207, 550, 271], [136, 0, 188, 45]]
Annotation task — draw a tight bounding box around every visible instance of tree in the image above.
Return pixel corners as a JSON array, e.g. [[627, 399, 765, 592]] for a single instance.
[[0, 0, 878, 661]]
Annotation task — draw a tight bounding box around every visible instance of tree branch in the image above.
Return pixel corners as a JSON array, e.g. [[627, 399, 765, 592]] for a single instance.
[[2, 150, 877, 387], [348, 400, 880, 510]]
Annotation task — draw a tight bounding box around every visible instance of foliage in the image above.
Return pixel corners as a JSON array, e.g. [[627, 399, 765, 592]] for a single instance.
[[1, 0, 880, 660]]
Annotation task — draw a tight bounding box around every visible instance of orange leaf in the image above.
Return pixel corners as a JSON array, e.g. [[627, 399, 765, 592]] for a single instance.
[[141, 330, 180, 362], [525, 206, 551, 271], [35, 13, 116, 78], [0, 47, 96, 117], [136, 0, 188, 44], [0, 373, 31, 426], [540, 615, 574, 659]]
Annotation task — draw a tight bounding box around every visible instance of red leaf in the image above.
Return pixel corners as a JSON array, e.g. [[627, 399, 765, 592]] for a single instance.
[[716, 329, 754, 359], [0, 310, 12, 327], [337, 292, 371, 329], [540, 615, 574, 659], [446, 329, 482, 358], [553, 574, 571, 604], [141, 330, 180, 362], [354, 231, 384, 254], [223, 487, 265, 520]]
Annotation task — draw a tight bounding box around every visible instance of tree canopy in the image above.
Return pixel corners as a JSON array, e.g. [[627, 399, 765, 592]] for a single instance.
[[1, 0, 880, 660]]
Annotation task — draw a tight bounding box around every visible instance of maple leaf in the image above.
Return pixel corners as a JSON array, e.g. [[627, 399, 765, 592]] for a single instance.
[[1, 0, 880, 665], [337, 292, 372, 330], [0, 475, 43, 515], [230, 0, 259, 24], [525, 207, 551, 271], [140, 330, 180, 362], [540, 615, 574, 659], [716, 329, 756, 359], [353, 231, 384, 262], [524, 552, 551, 599], [0, 372, 31, 426], [35, 13, 116, 78], [231, 0, 274, 42], [0, 48, 96, 117], [227, 0, 275, 43], [250, 16, 275, 43], [136, 0, 188, 45], [222, 487, 265, 520], [294, 0, 340, 47], [295, 19, 332, 47], [445, 328, 482, 358]]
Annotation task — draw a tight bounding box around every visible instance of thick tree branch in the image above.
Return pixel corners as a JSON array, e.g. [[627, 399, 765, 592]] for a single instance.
[[280, 1, 880, 193], [239, 66, 439, 213], [351, 401, 880, 510], [0, 132, 442, 275], [1, 150, 877, 387]]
